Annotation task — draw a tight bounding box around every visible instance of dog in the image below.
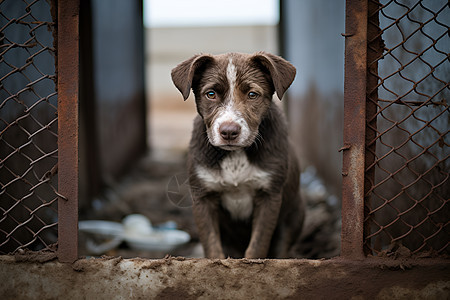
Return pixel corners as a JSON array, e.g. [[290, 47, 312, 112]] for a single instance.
[[171, 52, 304, 258]]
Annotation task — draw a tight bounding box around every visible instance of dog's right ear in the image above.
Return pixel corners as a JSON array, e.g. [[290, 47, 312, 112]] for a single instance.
[[171, 54, 214, 101]]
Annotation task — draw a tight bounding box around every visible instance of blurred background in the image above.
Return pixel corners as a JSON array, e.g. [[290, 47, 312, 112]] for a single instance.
[[2, 0, 446, 258], [77, 0, 344, 258]]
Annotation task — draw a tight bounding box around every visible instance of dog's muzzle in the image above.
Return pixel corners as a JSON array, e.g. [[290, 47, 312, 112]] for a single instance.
[[219, 121, 241, 141], [208, 105, 253, 150]]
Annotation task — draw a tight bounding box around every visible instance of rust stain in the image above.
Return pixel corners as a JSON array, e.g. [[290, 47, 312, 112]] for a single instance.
[[341, 0, 368, 259], [57, 0, 80, 263]]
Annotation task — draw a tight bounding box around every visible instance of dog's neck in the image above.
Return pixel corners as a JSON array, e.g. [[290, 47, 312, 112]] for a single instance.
[[203, 143, 230, 168]]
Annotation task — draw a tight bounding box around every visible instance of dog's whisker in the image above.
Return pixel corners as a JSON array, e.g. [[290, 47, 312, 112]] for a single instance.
[[254, 132, 265, 149]]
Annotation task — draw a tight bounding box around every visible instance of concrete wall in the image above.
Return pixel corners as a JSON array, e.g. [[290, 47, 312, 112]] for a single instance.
[[88, 0, 147, 178], [78, 0, 147, 208], [283, 0, 345, 196], [1, 255, 449, 299]]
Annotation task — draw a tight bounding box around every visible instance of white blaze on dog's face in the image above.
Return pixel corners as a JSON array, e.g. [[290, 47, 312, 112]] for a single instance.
[[193, 53, 275, 150], [207, 58, 252, 149], [171, 52, 296, 150]]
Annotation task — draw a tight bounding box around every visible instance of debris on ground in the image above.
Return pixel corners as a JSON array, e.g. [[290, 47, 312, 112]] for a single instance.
[[79, 153, 341, 259]]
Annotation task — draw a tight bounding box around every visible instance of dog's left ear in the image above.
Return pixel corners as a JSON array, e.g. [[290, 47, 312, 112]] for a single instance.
[[251, 52, 296, 100], [171, 54, 214, 101]]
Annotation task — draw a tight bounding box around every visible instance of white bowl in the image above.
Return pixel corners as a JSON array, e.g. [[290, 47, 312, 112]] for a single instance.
[[78, 220, 124, 236], [78, 220, 124, 254], [79, 218, 190, 253], [124, 229, 191, 252], [122, 214, 154, 235]]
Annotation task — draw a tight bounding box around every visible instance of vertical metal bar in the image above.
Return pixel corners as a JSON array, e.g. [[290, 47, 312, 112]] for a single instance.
[[278, 0, 290, 112], [341, 0, 368, 259], [57, 0, 79, 263]]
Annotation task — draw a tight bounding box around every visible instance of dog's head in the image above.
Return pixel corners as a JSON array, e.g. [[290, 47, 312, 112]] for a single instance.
[[171, 52, 296, 150]]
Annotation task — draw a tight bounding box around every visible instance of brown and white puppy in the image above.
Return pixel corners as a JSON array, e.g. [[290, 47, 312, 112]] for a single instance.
[[171, 52, 304, 258]]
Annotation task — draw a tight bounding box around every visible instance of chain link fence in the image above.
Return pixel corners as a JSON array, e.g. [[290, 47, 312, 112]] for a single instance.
[[0, 0, 59, 254], [364, 0, 449, 256]]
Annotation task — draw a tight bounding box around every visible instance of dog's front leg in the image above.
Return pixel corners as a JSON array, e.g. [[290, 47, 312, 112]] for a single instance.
[[245, 193, 282, 258], [192, 195, 225, 258]]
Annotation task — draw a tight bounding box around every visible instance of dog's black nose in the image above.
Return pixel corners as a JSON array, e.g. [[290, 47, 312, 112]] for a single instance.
[[219, 122, 241, 141]]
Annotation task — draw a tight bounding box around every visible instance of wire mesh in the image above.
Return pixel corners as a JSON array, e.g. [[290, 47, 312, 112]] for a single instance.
[[364, 0, 449, 256], [0, 0, 59, 254]]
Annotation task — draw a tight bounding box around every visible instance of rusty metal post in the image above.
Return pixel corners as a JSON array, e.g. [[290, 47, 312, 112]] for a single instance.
[[57, 0, 79, 263], [341, 0, 368, 259]]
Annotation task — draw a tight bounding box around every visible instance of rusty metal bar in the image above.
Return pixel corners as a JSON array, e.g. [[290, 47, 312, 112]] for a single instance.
[[341, 0, 368, 259], [57, 0, 79, 263]]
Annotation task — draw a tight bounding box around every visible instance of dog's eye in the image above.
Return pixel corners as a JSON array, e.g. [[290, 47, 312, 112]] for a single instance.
[[205, 91, 216, 100], [248, 92, 259, 100]]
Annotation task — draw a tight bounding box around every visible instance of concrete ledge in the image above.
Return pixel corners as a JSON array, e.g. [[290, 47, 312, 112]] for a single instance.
[[1, 255, 449, 299]]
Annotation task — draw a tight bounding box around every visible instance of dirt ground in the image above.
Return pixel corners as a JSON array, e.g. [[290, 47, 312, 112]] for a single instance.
[[4, 254, 450, 299], [79, 149, 342, 259]]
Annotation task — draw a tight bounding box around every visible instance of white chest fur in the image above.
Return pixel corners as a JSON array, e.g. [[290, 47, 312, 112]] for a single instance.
[[195, 150, 271, 220]]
